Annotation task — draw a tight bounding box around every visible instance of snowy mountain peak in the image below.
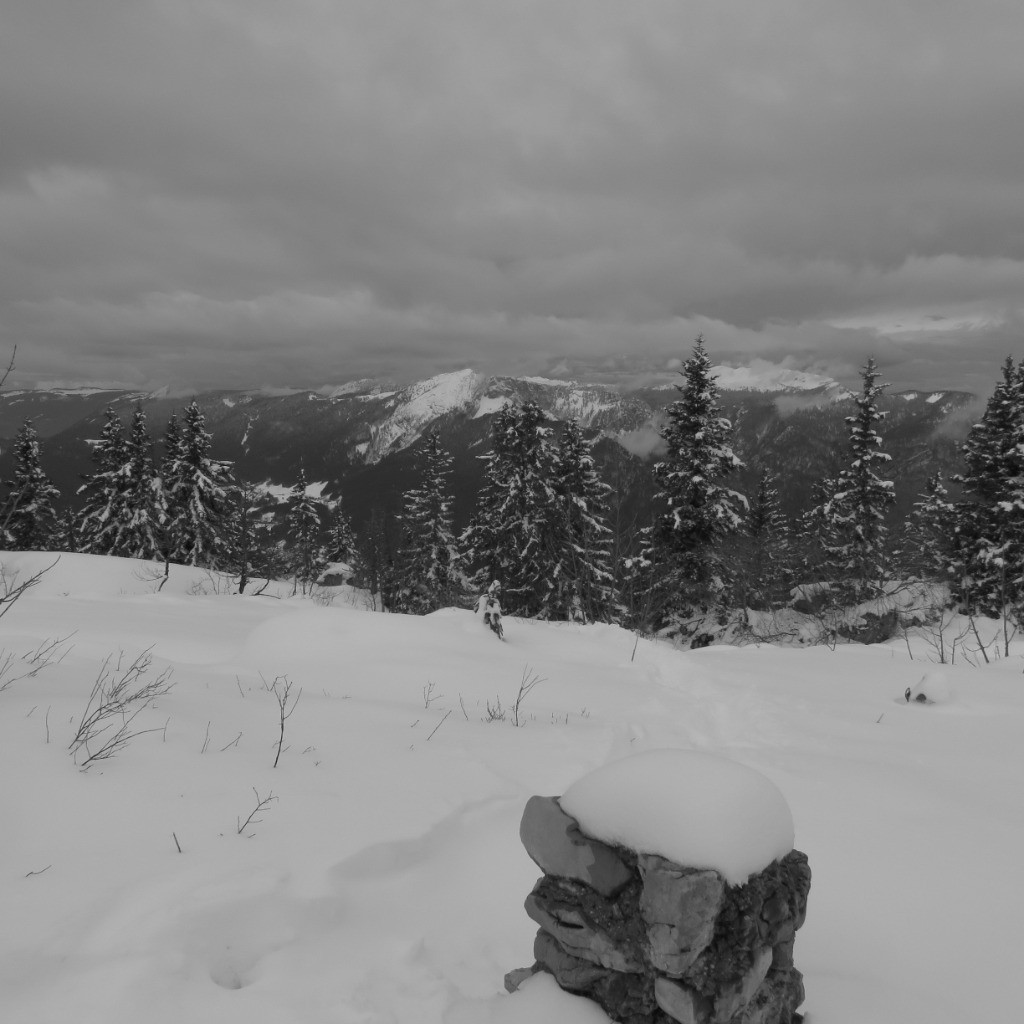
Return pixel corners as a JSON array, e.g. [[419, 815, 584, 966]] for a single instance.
[[710, 364, 842, 393], [363, 369, 484, 462]]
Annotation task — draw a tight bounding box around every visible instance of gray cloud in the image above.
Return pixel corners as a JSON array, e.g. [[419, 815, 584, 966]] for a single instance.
[[2, 0, 1023, 394]]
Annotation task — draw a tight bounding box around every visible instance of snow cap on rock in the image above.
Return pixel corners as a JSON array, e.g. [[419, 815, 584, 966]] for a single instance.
[[558, 749, 795, 886]]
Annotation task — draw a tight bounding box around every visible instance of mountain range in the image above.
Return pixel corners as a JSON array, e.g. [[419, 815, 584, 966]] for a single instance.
[[0, 366, 982, 534]]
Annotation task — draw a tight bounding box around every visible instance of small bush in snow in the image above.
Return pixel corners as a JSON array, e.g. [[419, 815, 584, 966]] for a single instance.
[[69, 648, 174, 768]]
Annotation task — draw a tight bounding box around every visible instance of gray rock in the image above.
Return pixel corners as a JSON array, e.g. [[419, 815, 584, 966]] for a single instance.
[[533, 929, 614, 992], [525, 892, 643, 973], [519, 796, 633, 897], [638, 855, 724, 976], [712, 946, 773, 1023], [655, 976, 714, 1024], [503, 965, 540, 993]]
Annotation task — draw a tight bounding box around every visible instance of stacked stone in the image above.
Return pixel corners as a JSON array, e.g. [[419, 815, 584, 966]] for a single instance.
[[505, 796, 811, 1024]]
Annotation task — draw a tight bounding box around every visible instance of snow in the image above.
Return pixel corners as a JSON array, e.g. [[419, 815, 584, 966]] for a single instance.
[[364, 370, 482, 461], [1, 550, 1022, 1024], [475, 394, 511, 418], [906, 670, 954, 705], [927, 392, 945, 403], [710, 363, 840, 393], [559, 749, 795, 885]]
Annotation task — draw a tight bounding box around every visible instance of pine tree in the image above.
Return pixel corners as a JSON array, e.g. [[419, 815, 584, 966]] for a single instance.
[[324, 501, 357, 566], [224, 480, 282, 593], [395, 429, 460, 614], [549, 418, 616, 622], [355, 508, 399, 611], [168, 401, 234, 567], [461, 401, 560, 618], [732, 468, 791, 610], [78, 407, 131, 555], [1, 420, 61, 550], [286, 469, 326, 593], [816, 359, 895, 602], [903, 473, 957, 584], [160, 412, 185, 562], [954, 357, 1024, 615], [119, 406, 167, 559], [641, 335, 745, 632]]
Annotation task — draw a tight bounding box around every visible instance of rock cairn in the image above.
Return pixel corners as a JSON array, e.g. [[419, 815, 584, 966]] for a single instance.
[[505, 795, 811, 1024]]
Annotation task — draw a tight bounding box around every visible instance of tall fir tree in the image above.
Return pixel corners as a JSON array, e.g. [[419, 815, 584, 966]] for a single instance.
[[286, 468, 327, 593], [549, 418, 616, 622], [1, 420, 61, 550], [902, 473, 957, 584], [395, 429, 460, 614], [324, 500, 357, 565], [461, 401, 560, 618], [166, 400, 234, 567], [119, 406, 167, 559], [731, 468, 792, 610], [640, 335, 745, 633], [78, 407, 131, 555], [815, 359, 895, 602], [953, 357, 1024, 615]]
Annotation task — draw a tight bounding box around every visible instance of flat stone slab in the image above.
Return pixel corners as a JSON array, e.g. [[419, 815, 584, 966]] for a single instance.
[[520, 795, 633, 897]]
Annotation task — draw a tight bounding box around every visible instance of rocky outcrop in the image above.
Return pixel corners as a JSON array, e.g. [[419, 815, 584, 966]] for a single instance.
[[506, 797, 811, 1024]]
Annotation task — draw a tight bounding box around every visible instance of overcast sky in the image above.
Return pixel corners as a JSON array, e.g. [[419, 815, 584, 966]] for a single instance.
[[2, 1, 1023, 394]]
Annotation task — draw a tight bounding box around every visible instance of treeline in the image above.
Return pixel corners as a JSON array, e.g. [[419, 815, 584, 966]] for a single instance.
[[2, 340, 1023, 643]]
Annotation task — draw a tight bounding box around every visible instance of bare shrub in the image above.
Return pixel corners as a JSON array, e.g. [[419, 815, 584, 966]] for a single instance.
[[0, 633, 74, 692], [237, 787, 277, 836], [68, 648, 175, 768], [0, 559, 59, 622], [265, 675, 301, 768]]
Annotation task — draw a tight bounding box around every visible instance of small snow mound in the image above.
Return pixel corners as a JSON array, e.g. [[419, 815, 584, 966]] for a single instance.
[[559, 749, 795, 886], [905, 670, 954, 705]]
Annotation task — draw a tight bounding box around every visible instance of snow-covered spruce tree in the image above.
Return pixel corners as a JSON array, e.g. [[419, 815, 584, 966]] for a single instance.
[[730, 467, 792, 610], [0, 420, 61, 550], [324, 499, 357, 565], [902, 473, 958, 585], [118, 406, 168, 559], [77, 407, 131, 555], [461, 401, 561, 618], [549, 418, 616, 622], [165, 401, 234, 567], [355, 508, 399, 611], [817, 358, 895, 602], [395, 429, 460, 614], [953, 357, 1024, 616], [286, 469, 327, 594], [640, 336, 745, 634]]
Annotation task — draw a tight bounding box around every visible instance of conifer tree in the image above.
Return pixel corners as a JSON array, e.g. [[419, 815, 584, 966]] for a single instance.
[[954, 357, 1024, 615], [814, 359, 895, 602], [78, 407, 131, 555], [1, 420, 61, 550], [549, 418, 616, 621], [119, 406, 167, 559], [903, 473, 957, 584], [461, 401, 560, 617], [395, 429, 460, 613], [732, 468, 791, 609], [356, 508, 399, 611], [160, 412, 185, 561], [641, 335, 745, 632], [167, 400, 234, 567], [286, 469, 327, 593], [324, 501, 357, 565]]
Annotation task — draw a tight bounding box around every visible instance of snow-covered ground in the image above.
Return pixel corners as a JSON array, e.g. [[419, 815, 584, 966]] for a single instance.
[[1, 551, 1021, 1024]]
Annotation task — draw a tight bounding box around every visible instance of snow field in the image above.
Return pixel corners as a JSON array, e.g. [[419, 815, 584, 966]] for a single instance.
[[1, 552, 1022, 1023]]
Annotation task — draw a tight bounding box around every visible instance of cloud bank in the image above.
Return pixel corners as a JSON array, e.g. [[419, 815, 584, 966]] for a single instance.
[[2, 0, 1022, 394]]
